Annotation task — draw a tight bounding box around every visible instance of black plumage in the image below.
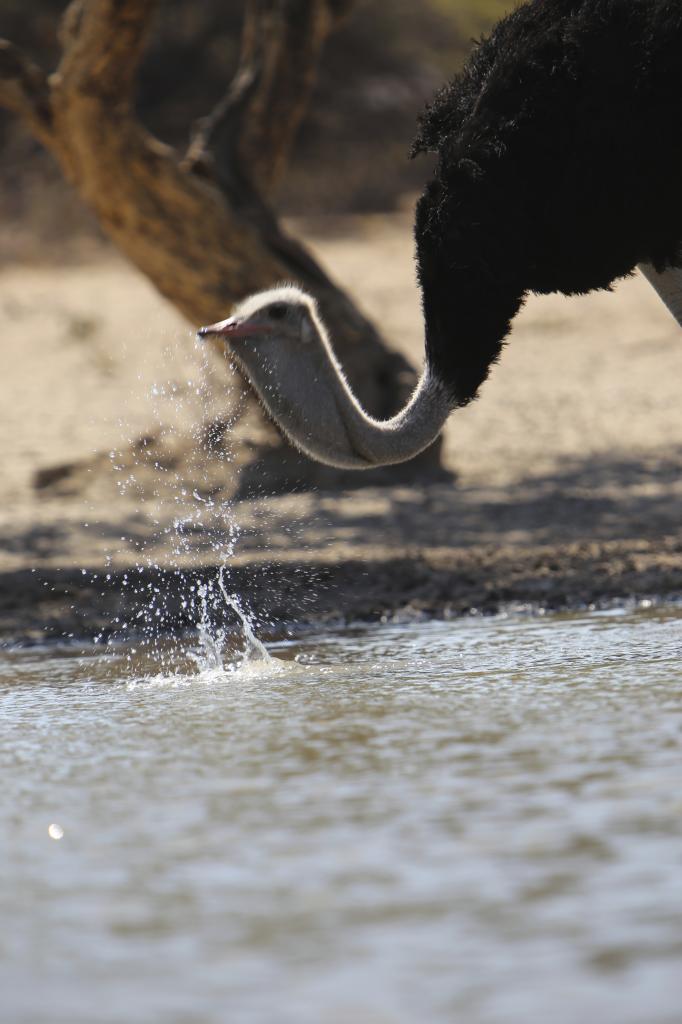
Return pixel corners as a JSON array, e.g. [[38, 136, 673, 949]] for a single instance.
[[413, 0, 682, 403]]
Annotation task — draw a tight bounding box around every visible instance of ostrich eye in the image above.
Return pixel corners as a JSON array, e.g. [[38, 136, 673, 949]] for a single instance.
[[267, 302, 288, 321]]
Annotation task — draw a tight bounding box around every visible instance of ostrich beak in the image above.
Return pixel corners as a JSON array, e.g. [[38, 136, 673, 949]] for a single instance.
[[197, 317, 270, 341]]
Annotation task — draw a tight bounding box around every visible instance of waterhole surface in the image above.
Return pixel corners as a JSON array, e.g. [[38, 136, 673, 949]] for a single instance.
[[2, 604, 681, 1024]]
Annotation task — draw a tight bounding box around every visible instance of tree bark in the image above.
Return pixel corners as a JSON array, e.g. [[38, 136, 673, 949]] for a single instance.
[[0, 0, 447, 490]]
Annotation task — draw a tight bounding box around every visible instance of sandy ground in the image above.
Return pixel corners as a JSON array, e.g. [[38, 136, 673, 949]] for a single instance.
[[1, 209, 681, 641]]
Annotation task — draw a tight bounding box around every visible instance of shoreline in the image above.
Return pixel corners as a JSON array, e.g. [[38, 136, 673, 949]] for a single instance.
[[3, 532, 681, 646]]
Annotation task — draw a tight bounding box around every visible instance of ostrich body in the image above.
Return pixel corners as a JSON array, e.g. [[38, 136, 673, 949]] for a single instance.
[[200, 0, 682, 470]]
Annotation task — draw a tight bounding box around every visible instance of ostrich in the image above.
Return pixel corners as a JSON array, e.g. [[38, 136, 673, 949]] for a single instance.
[[199, 0, 682, 470]]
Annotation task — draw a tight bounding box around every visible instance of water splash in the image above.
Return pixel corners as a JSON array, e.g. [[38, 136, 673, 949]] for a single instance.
[[216, 568, 271, 664], [88, 332, 274, 677], [190, 567, 272, 675]]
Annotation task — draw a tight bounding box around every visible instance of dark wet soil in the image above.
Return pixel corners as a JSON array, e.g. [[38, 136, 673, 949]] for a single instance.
[[2, 469, 680, 644]]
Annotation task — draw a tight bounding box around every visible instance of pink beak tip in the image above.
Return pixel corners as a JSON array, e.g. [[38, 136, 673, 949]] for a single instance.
[[197, 319, 270, 341]]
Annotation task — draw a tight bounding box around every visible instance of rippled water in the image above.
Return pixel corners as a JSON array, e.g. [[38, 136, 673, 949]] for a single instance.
[[1, 605, 681, 1024]]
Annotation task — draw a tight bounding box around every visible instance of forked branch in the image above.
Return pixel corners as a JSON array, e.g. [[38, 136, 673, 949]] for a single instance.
[[188, 0, 349, 199]]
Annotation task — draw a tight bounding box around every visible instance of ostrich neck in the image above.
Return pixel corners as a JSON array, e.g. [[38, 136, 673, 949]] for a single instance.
[[328, 363, 454, 469], [242, 339, 455, 470]]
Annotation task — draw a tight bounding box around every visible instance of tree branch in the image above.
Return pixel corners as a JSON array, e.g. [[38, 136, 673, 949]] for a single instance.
[[188, 0, 354, 199], [56, 0, 158, 103], [0, 40, 53, 146]]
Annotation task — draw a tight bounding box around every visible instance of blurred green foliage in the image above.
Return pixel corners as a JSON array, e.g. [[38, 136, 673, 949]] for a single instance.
[[430, 0, 512, 39]]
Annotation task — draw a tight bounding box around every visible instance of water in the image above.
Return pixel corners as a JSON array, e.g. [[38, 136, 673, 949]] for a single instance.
[[1, 604, 682, 1024]]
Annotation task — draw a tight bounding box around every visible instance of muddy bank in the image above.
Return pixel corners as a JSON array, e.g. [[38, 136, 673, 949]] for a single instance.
[[3, 538, 681, 645], [2, 468, 681, 643]]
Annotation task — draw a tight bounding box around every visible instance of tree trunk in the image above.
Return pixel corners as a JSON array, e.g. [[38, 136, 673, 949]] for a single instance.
[[0, 0, 448, 491]]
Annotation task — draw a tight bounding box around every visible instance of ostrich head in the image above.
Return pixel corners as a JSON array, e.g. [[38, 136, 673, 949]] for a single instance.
[[198, 284, 453, 469], [199, 285, 324, 371]]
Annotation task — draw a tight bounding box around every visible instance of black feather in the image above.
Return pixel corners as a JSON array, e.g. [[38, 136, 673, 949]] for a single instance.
[[413, 0, 682, 403]]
